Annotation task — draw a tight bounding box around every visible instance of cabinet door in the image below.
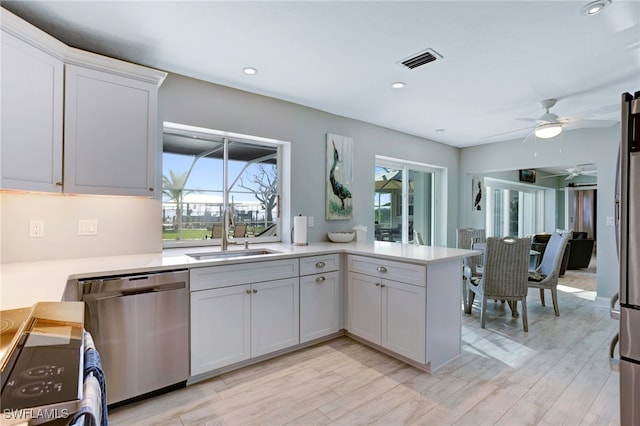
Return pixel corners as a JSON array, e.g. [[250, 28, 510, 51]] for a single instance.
[[347, 272, 382, 344], [251, 277, 299, 357], [382, 279, 426, 363], [300, 271, 340, 343], [1, 31, 63, 192], [64, 64, 157, 196], [190, 285, 251, 375]]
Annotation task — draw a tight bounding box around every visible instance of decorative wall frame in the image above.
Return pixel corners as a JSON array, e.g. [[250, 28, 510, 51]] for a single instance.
[[326, 134, 353, 220], [472, 177, 483, 211]]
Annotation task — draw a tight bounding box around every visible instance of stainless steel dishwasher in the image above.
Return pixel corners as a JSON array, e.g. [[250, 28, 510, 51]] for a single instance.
[[79, 269, 189, 406]]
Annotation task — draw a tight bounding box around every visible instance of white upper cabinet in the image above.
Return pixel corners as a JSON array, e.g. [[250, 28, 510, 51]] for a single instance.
[[63, 64, 159, 196], [0, 8, 166, 196], [1, 26, 64, 192]]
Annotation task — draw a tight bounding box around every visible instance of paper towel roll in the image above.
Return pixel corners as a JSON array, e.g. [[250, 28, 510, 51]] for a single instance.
[[292, 216, 308, 245]]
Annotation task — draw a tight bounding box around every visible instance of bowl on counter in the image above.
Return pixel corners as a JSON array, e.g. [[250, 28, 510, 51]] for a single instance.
[[327, 231, 355, 243]]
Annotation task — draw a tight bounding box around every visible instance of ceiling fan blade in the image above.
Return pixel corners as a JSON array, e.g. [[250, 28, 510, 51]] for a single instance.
[[481, 125, 534, 140], [515, 117, 538, 123], [565, 174, 576, 180], [539, 173, 568, 179], [563, 118, 618, 130]]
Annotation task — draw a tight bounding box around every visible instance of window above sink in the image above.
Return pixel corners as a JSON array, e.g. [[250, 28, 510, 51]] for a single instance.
[[162, 122, 290, 249]]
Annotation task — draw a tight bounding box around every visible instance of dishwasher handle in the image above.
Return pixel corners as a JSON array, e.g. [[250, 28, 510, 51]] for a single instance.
[[83, 281, 186, 302]]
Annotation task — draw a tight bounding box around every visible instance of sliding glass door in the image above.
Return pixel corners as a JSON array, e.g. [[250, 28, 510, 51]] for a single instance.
[[485, 178, 543, 238], [374, 157, 442, 245]]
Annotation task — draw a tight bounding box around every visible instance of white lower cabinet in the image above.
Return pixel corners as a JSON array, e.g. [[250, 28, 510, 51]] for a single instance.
[[347, 254, 427, 364], [300, 270, 340, 343], [299, 254, 341, 344], [190, 259, 300, 377], [348, 272, 426, 363], [251, 278, 300, 357], [191, 277, 299, 375], [191, 284, 251, 375]]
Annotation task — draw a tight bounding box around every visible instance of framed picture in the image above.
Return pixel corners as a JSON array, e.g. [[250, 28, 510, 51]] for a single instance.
[[472, 177, 482, 211], [326, 133, 353, 220], [519, 169, 536, 183]]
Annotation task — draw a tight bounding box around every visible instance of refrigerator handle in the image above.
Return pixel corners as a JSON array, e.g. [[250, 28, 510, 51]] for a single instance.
[[610, 292, 620, 320], [609, 333, 620, 372]]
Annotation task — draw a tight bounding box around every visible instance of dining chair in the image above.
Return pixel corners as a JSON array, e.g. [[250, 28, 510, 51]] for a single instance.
[[465, 237, 531, 332], [457, 228, 486, 313], [527, 231, 571, 316]]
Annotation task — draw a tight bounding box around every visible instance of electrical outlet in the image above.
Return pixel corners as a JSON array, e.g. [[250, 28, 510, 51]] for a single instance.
[[308, 216, 315, 227], [29, 220, 44, 238], [78, 219, 98, 236]]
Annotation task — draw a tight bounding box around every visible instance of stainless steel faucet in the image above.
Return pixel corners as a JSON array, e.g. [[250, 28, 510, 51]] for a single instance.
[[221, 206, 236, 251]]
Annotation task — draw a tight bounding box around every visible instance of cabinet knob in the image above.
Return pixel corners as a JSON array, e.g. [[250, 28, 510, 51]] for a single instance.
[[148, 187, 154, 192], [315, 261, 326, 268], [316, 276, 326, 283], [377, 266, 388, 273], [381, 284, 386, 288], [246, 290, 251, 294], [252, 289, 258, 293], [375, 282, 381, 287]]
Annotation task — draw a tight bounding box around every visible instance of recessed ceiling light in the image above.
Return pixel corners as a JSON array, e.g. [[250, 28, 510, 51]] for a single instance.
[[243, 67, 258, 75], [436, 129, 445, 134], [579, 0, 611, 16], [391, 82, 405, 89]]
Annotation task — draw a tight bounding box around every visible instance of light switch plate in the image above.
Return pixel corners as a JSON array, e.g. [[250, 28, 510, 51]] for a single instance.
[[78, 219, 98, 236], [308, 216, 315, 227]]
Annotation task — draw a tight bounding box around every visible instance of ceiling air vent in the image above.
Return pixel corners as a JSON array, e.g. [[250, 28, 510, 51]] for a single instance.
[[398, 48, 442, 69]]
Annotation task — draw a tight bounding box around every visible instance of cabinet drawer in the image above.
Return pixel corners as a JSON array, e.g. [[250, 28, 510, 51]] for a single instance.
[[299, 254, 340, 276], [190, 258, 299, 291], [347, 255, 426, 287]]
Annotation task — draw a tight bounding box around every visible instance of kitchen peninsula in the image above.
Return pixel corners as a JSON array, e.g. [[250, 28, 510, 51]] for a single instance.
[[1, 241, 477, 377]]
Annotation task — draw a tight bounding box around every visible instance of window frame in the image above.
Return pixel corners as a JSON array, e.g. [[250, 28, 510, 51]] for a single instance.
[[161, 121, 290, 249], [374, 155, 447, 246], [484, 177, 544, 238]]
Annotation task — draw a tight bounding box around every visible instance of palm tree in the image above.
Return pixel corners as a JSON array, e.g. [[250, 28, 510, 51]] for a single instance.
[[163, 170, 193, 235]]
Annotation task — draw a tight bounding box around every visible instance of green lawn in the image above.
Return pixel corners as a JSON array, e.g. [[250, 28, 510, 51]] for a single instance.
[[162, 226, 268, 241]]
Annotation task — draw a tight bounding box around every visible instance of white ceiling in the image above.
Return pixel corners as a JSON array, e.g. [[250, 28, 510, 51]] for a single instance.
[[2, 0, 639, 148]]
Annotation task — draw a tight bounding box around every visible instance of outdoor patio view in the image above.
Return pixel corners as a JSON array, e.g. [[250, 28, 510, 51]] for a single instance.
[[162, 123, 280, 243]]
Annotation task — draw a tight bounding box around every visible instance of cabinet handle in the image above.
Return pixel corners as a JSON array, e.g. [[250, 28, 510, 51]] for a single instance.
[[316, 276, 326, 283], [375, 282, 380, 287], [377, 266, 388, 273], [56, 181, 63, 186], [315, 261, 325, 268], [381, 284, 386, 288], [246, 289, 251, 294], [252, 289, 258, 293]]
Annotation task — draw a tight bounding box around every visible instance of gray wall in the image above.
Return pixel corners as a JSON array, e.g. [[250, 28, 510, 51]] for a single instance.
[[459, 125, 620, 304], [159, 73, 461, 247]]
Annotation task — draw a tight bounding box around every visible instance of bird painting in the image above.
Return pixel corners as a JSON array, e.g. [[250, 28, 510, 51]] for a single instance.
[[330, 141, 352, 209], [473, 179, 482, 211], [326, 134, 353, 220]]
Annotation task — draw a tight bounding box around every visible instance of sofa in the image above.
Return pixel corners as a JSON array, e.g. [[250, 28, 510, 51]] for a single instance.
[[531, 231, 595, 275], [566, 232, 595, 270]]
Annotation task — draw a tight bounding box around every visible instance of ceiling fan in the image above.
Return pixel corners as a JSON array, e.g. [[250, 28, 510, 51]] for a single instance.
[[482, 98, 618, 143], [540, 164, 598, 180]]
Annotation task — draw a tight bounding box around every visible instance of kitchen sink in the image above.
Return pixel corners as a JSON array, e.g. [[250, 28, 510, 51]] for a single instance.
[[186, 249, 280, 260]]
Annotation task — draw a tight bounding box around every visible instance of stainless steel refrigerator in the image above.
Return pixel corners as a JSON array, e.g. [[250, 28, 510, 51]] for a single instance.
[[614, 91, 640, 425]]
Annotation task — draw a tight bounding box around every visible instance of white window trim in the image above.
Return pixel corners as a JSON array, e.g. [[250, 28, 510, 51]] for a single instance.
[[484, 177, 545, 237], [162, 122, 291, 249], [375, 155, 447, 246]]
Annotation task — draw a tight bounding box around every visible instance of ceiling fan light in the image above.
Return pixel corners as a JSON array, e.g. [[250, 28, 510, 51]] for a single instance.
[[579, 0, 611, 16], [535, 123, 563, 139]]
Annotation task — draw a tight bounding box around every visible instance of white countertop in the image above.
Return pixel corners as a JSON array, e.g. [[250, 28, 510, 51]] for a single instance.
[[0, 241, 477, 310]]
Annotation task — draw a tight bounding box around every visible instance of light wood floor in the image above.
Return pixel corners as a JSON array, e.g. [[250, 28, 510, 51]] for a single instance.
[[109, 266, 619, 425]]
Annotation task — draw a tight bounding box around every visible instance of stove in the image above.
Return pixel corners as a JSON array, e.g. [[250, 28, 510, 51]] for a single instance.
[[0, 302, 85, 424]]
